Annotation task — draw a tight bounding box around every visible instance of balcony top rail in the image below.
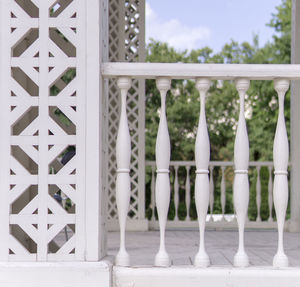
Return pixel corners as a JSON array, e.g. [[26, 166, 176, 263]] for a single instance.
[[102, 62, 300, 80], [145, 160, 277, 167]]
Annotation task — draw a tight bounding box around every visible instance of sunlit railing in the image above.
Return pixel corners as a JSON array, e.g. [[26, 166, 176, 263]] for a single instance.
[[146, 160, 281, 230], [102, 63, 295, 268]]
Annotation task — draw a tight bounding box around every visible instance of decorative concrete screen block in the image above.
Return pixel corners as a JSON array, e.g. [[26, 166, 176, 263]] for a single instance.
[[107, 0, 145, 227], [0, 0, 105, 262]]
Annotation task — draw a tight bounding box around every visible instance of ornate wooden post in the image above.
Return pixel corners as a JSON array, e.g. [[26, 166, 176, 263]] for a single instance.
[[154, 77, 171, 267], [115, 77, 132, 266], [233, 78, 250, 267], [194, 78, 211, 267], [273, 79, 289, 268]]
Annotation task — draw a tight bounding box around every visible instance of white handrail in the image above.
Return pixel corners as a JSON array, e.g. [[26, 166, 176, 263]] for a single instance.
[[102, 62, 300, 80]]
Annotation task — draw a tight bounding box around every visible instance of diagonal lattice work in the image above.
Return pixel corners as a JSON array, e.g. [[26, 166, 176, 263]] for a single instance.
[[0, 0, 89, 261], [108, 0, 145, 223]]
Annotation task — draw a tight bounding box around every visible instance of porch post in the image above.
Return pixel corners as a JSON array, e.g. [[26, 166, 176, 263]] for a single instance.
[[85, 0, 109, 259], [290, 0, 300, 232]]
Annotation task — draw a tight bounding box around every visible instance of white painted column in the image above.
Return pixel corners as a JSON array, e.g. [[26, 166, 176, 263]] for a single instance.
[[268, 166, 274, 222], [256, 166, 262, 222], [174, 165, 179, 221], [233, 78, 250, 268], [0, 0, 11, 261], [209, 165, 214, 222], [273, 79, 289, 268], [194, 78, 211, 268], [86, 0, 108, 261], [220, 166, 226, 221], [115, 77, 132, 267], [185, 166, 191, 221], [290, 0, 300, 232], [154, 78, 171, 267]]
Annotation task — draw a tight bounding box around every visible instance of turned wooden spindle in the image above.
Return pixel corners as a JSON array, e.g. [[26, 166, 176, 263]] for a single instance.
[[154, 78, 171, 267], [233, 78, 250, 268], [194, 78, 211, 268], [273, 79, 290, 268], [115, 77, 132, 267]]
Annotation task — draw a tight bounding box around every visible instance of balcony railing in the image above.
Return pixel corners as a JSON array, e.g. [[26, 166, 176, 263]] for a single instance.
[[102, 63, 296, 268], [146, 160, 289, 230]]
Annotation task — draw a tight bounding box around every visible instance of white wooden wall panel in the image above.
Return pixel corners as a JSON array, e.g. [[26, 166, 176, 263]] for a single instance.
[[0, 0, 100, 261]]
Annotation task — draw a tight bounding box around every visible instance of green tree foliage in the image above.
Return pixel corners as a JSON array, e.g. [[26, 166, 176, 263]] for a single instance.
[[145, 0, 291, 220]]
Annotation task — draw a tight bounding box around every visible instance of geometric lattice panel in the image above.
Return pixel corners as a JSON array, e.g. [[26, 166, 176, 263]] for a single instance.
[[2, 0, 86, 261], [108, 0, 145, 222]]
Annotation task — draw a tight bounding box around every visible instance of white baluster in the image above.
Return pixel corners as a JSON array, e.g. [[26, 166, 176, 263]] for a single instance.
[[256, 166, 262, 222], [233, 78, 250, 268], [154, 78, 171, 267], [209, 165, 214, 222], [220, 166, 226, 221], [115, 77, 132, 266], [151, 165, 156, 222], [268, 166, 273, 222], [174, 165, 179, 221], [194, 78, 211, 267], [273, 79, 289, 268], [185, 166, 191, 221]]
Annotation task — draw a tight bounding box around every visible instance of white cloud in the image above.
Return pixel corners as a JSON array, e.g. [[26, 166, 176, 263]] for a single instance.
[[146, 2, 211, 51]]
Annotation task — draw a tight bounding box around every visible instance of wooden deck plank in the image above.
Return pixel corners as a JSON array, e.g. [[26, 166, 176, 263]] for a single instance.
[[107, 230, 300, 267]]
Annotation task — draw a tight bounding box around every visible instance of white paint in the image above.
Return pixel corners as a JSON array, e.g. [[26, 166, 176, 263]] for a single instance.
[[115, 77, 132, 267], [85, 0, 107, 260], [0, 0, 11, 261], [154, 78, 171, 267], [107, 0, 146, 232], [273, 79, 290, 268], [290, 0, 300, 233], [102, 63, 300, 80], [194, 78, 211, 268], [146, 160, 279, 230], [0, 261, 111, 287], [233, 79, 250, 267], [114, 266, 300, 287]]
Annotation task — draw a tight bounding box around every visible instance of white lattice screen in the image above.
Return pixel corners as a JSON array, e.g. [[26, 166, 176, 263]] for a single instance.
[[108, 0, 145, 225], [0, 0, 106, 261]]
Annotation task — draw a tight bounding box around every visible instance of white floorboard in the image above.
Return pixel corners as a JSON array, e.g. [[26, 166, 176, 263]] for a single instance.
[[107, 230, 300, 267]]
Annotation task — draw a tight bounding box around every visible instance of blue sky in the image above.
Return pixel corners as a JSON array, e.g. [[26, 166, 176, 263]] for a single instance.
[[146, 0, 283, 52]]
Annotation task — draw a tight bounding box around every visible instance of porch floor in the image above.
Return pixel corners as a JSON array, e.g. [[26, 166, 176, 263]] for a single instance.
[[107, 230, 300, 267]]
